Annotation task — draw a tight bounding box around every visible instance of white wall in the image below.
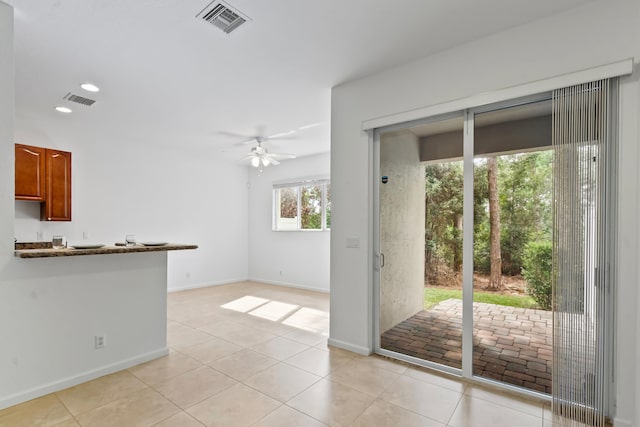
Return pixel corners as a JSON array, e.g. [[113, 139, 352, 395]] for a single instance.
[[330, 1, 639, 425], [0, 253, 170, 410], [0, 3, 160, 409], [12, 124, 250, 292], [248, 152, 330, 292], [0, 2, 13, 257], [0, 0, 252, 409]]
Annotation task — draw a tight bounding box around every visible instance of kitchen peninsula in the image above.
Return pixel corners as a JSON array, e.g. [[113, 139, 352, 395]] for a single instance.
[[0, 241, 198, 410], [15, 243, 197, 258]]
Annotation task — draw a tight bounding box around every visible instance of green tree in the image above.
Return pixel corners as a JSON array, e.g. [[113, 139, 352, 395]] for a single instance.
[[474, 152, 553, 276], [473, 160, 490, 273], [426, 150, 553, 286], [280, 187, 297, 218], [498, 151, 553, 275], [487, 156, 502, 290], [522, 240, 552, 309], [301, 185, 322, 229], [325, 184, 331, 229], [425, 162, 464, 282]]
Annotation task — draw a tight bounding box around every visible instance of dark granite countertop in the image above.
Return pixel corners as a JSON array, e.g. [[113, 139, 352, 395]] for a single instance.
[[15, 242, 53, 250], [14, 243, 198, 258]]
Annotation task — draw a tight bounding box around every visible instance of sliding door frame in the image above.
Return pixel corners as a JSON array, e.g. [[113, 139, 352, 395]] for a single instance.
[[368, 60, 631, 414], [372, 111, 465, 378], [372, 92, 583, 401]]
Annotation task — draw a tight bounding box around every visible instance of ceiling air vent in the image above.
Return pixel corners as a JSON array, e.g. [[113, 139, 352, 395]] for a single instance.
[[196, 0, 251, 34], [63, 92, 96, 106]]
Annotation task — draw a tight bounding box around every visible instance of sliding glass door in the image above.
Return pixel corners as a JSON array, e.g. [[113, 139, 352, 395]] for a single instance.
[[470, 100, 554, 394], [376, 115, 465, 373], [373, 88, 615, 413], [374, 97, 557, 394]]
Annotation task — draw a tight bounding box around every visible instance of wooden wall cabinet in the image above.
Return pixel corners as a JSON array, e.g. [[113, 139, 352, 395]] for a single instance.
[[15, 144, 46, 201], [15, 144, 72, 221], [41, 149, 72, 221]]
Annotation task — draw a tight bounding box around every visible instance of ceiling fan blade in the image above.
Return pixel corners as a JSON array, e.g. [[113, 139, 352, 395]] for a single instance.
[[267, 129, 295, 138], [234, 137, 261, 146], [269, 153, 296, 159], [218, 130, 255, 139], [268, 158, 280, 166], [264, 135, 298, 142]]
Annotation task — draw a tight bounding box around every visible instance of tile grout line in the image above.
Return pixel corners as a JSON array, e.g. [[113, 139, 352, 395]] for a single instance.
[[462, 386, 547, 419], [282, 404, 330, 426], [51, 393, 82, 426], [444, 388, 466, 427]]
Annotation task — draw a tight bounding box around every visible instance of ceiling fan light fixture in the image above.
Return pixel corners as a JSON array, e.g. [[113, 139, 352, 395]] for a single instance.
[[236, 133, 295, 168]]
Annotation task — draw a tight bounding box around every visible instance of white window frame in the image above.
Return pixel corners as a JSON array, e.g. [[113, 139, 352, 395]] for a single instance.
[[273, 179, 331, 231]]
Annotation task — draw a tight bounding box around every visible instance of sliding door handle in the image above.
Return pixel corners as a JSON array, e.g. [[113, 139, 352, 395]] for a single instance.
[[380, 253, 385, 268]]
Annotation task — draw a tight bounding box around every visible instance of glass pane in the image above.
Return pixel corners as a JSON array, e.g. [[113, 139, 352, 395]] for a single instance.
[[301, 185, 322, 229], [472, 100, 553, 394], [275, 187, 298, 230], [325, 184, 331, 229], [379, 115, 464, 370]]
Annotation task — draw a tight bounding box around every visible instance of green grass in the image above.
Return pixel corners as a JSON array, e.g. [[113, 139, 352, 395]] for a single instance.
[[424, 287, 539, 310]]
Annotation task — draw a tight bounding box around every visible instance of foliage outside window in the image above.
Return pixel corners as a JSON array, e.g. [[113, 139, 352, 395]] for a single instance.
[[273, 180, 330, 231], [325, 184, 331, 229], [424, 150, 553, 308]]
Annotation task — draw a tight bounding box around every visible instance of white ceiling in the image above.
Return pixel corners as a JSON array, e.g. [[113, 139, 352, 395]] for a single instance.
[[6, 0, 591, 162]]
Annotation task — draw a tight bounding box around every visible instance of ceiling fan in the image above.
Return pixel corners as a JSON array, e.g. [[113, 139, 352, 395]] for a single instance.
[[239, 136, 296, 168]]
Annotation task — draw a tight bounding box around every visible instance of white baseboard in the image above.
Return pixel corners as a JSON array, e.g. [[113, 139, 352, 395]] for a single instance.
[[168, 277, 330, 294], [614, 418, 633, 427], [247, 277, 330, 294], [327, 337, 372, 356], [0, 347, 169, 411], [167, 277, 249, 293]]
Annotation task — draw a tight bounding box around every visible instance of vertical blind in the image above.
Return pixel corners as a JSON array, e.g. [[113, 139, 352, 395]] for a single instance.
[[552, 79, 615, 426]]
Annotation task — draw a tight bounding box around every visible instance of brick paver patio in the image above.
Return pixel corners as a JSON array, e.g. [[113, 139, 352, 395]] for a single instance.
[[380, 298, 552, 394]]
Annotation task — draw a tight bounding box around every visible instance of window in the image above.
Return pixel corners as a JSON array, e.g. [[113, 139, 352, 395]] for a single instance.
[[325, 183, 331, 229], [273, 179, 330, 231]]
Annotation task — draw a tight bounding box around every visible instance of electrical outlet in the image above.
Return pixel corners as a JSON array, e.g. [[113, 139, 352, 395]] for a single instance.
[[95, 335, 105, 349], [185, 272, 191, 279], [83, 232, 89, 240], [36, 231, 43, 241]]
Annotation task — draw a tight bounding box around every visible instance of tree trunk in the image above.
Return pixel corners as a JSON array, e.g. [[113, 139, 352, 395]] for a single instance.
[[453, 214, 463, 271], [425, 197, 430, 281], [487, 157, 502, 290]]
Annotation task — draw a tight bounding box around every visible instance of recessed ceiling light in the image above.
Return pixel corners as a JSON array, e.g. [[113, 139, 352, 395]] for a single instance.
[[55, 106, 72, 113], [80, 83, 100, 92]]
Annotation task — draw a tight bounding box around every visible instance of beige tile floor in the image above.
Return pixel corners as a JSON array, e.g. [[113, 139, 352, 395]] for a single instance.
[[0, 281, 568, 426]]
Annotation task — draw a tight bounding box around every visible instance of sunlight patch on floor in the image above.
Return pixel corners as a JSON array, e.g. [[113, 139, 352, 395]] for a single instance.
[[249, 301, 300, 321], [282, 307, 329, 333], [220, 296, 329, 333], [221, 296, 269, 312]]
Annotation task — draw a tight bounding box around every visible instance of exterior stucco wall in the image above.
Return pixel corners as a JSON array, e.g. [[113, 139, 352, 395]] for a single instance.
[[379, 131, 425, 332]]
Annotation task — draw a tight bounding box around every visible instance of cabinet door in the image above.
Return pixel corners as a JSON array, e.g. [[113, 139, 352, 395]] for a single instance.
[[15, 144, 46, 200], [41, 149, 72, 221]]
